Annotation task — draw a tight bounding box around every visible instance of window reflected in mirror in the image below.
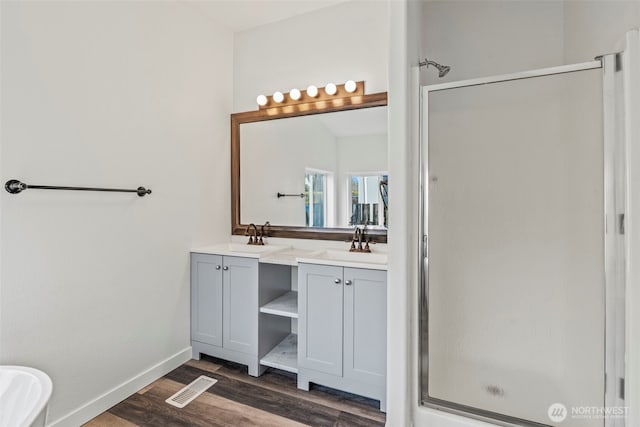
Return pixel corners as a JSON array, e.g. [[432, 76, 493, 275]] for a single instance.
[[305, 170, 331, 227], [350, 174, 388, 228]]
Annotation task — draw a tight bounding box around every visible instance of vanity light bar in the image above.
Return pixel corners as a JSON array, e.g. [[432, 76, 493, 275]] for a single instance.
[[256, 81, 365, 110]]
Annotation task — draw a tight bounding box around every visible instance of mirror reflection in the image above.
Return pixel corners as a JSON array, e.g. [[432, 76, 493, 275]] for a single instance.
[[240, 106, 388, 229]]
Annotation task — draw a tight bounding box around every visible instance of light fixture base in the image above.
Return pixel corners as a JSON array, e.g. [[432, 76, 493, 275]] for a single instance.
[[257, 81, 365, 110]]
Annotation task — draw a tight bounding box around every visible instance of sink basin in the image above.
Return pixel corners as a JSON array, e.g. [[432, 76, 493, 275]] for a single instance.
[[191, 243, 290, 258], [224, 243, 287, 254], [322, 250, 388, 265], [259, 248, 325, 266], [296, 249, 388, 270]]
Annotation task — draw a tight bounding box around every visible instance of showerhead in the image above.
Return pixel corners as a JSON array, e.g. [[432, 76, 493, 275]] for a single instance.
[[419, 58, 451, 78], [436, 64, 450, 78]]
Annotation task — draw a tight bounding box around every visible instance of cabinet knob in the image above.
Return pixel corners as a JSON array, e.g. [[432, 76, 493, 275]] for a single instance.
[[216, 265, 221, 270], [345, 280, 352, 286], [334, 278, 341, 284], [223, 266, 229, 271]]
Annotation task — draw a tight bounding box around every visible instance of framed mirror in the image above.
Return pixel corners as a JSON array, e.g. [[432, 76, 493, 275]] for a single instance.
[[231, 91, 388, 242]]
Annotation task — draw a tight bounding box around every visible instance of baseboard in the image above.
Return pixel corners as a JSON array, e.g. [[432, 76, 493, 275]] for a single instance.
[[47, 347, 192, 427]]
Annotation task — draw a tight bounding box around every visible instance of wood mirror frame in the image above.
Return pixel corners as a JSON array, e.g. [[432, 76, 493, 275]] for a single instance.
[[231, 91, 388, 243]]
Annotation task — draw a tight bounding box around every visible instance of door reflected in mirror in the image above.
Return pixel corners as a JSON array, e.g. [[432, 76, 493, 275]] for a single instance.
[[240, 106, 388, 230]]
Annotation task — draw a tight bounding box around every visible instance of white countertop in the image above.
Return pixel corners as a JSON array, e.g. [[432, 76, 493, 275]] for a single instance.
[[191, 243, 387, 270], [191, 243, 290, 258], [259, 248, 323, 266], [296, 250, 388, 271]]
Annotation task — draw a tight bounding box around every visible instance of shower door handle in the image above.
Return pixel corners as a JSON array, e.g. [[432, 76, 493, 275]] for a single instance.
[[423, 235, 428, 259], [422, 234, 429, 294]]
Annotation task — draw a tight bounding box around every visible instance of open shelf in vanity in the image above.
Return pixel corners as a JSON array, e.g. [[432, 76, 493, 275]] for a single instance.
[[260, 291, 298, 318], [259, 286, 299, 373], [260, 333, 298, 373], [257, 259, 300, 375]]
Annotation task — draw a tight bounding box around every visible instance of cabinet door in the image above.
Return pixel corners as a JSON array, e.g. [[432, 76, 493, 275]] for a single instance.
[[223, 256, 259, 355], [298, 263, 344, 376], [191, 253, 223, 347], [343, 268, 387, 384]]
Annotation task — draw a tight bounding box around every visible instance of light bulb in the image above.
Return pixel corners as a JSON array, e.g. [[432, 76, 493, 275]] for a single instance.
[[256, 95, 268, 106], [273, 91, 284, 103], [344, 80, 357, 93], [325, 83, 337, 95], [290, 88, 301, 100], [306, 85, 318, 97]]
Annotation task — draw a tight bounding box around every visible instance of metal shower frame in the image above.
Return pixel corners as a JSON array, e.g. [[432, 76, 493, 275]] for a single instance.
[[419, 55, 626, 427]]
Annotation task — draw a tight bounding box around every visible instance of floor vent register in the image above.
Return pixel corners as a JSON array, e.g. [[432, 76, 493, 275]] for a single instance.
[[165, 375, 218, 408]]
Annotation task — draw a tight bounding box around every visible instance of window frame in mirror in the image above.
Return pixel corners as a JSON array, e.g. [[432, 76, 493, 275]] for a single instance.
[[231, 91, 388, 242]]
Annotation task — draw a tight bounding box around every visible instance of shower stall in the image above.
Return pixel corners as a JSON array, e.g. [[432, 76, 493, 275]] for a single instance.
[[419, 53, 628, 427]]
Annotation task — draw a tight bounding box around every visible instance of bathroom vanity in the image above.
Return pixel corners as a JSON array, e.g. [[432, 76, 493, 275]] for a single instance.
[[190, 244, 387, 411], [190, 85, 390, 410]]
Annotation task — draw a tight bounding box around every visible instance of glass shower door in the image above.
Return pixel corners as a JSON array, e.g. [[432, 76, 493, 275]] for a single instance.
[[421, 65, 606, 427]]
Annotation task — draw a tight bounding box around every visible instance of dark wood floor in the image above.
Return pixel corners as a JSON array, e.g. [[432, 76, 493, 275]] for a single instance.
[[84, 355, 386, 427]]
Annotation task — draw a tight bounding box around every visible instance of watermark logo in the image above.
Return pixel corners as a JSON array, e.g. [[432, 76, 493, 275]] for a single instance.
[[548, 403, 628, 422], [548, 403, 568, 422]]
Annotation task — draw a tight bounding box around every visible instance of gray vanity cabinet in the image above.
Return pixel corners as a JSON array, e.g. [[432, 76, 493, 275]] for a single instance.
[[343, 267, 387, 386], [298, 263, 344, 376], [298, 263, 387, 411], [191, 253, 260, 375], [191, 253, 223, 346], [222, 256, 258, 355]]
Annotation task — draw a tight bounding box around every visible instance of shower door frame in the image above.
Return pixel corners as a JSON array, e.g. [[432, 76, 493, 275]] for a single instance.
[[419, 56, 626, 427]]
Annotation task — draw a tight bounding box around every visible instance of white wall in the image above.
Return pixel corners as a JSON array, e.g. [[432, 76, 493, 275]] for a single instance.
[[387, 1, 421, 425], [233, 0, 389, 112], [564, 1, 640, 64], [421, 1, 565, 85], [0, 2, 232, 425], [336, 133, 387, 174]]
